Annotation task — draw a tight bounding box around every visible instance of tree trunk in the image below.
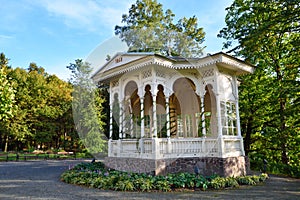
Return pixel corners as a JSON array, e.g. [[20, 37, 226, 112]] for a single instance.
[[281, 143, 289, 165], [244, 119, 252, 156], [280, 100, 289, 165], [0, 134, 2, 150], [276, 65, 289, 165], [4, 135, 8, 152]]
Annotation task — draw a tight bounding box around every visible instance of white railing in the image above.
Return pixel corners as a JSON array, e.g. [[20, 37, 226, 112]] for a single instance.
[[223, 138, 244, 157], [108, 137, 243, 159]]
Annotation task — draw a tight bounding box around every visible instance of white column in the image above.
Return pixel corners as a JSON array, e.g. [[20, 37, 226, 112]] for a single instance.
[[140, 97, 145, 138], [233, 76, 245, 156], [236, 99, 245, 156], [119, 99, 123, 139], [122, 100, 126, 138], [128, 98, 134, 138], [151, 83, 159, 158], [216, 93, 225, 157], [165, 96, 170, 138], [166, 96, 172, 154], [108, 87, 113, 157], [236, 101, 242, 137], [139, 97, 145, 155], [233, 76, 242, 137], [200, 95, 206, 137], [215, 94, 223, 137], [152, 94, 157, 138], [109, 103, 113, 139]]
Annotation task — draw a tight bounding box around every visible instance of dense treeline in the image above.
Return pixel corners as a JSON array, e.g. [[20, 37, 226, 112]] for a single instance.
[[219, 0, 300, 177], [0, 53, 81, 152]]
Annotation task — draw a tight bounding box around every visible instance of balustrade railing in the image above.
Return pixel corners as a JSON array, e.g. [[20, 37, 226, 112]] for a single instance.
[[109, 137, 243, 159]]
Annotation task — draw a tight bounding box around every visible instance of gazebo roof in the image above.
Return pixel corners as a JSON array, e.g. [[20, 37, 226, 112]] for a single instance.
[[92, 52, 255, 82]]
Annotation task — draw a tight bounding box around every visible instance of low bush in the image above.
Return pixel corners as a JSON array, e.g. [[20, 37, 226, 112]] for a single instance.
[[210, 177, 226, 189], [60, 162, 269, 192], [225, 177, 239, 188]]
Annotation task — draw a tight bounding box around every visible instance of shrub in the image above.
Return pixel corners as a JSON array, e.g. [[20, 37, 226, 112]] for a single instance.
[[251, 175, 261, 184], [195, 175, 208, 190], [237, 176, 256, 185], [90, 177, 104, 189], [115, 179, 135, 191], [225, 177, 239, 188], [60, 162, 270, 192], [210, 177, 226, 189], [155, 180, 171, 192], [134, 177, 153, 192], [259, 173, 269, 181]]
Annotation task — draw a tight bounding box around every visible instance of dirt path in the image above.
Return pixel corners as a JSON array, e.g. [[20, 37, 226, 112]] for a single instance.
[[0, 160, 299, 200]]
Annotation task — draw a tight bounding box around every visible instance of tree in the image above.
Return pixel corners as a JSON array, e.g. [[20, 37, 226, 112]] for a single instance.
[[67, 59, 107, 155], [43, 74, 74, 150], [0, 53, 15, 121], [0, 59, 77, 152], [0, 53, 16, 152], [115, 0, 205, 57], [219, 0, 300, 175]]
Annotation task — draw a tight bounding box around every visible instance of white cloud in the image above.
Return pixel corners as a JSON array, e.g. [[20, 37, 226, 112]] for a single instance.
[[34, 0, 134, 33], [0, 34, 15, 47], [0, 35, 14, 39]]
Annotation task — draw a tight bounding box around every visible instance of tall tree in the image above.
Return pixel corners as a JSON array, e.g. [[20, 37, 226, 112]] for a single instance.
[[0, 53, 16, 152], [219, 0, 300, 174], [67, 59, 107, 155], [0, 53, 15, 121], [115, 0, 205, 57]]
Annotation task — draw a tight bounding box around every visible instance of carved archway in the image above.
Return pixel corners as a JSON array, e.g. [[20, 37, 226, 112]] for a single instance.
[[204, 84, 217, 137], [170, 78, 201, 137], [124, 81, 141, 138]]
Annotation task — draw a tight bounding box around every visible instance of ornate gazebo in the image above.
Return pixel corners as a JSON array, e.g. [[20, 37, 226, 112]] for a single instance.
[[92, 52, 254, 177]]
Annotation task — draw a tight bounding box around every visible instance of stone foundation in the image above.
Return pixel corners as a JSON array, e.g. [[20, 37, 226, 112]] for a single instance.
[[104, 156, 249, 177]]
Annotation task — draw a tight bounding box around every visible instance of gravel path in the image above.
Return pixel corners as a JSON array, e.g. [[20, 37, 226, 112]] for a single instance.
[[0, 160, 299, 200]]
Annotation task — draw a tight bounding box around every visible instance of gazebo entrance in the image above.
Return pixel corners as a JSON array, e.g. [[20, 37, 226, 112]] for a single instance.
[[117, 77, 217, 140]]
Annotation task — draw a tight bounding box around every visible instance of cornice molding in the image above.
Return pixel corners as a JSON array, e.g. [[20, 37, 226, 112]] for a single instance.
[[93, 53, 254, 82]]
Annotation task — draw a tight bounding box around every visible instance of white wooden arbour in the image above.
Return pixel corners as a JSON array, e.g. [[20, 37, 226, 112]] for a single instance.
[[92, 52, 254, 176]]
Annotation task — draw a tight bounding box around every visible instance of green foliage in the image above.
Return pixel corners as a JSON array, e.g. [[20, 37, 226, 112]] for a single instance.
[[195, 175, 208, 190], [115, 179, 135, 191], [155, 180, 171, 192], [219, 0, 300, 176], [0, 68, 15, 121], [67, 59, 107, 155], [60, 162, 269, 192], [0, 53, 15, 122], [115, 0, 205, 57], [134, 177, 153, 192], [236, 176, 256, 186], [224, 177, 239, 188], [259, 173, 269, 182], [210, 177, 226, 189], [166, 172, 200, 189], [0, 53, 78, 152]]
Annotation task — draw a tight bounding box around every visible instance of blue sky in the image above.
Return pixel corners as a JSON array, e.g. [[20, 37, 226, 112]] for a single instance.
[[0, 0, 233, 80]]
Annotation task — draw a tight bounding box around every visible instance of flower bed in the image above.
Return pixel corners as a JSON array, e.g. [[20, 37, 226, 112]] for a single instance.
[[60, 162, 269, 192]]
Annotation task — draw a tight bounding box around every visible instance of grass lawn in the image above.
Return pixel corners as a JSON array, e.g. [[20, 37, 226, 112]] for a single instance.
[[0, 152, 78, 161]]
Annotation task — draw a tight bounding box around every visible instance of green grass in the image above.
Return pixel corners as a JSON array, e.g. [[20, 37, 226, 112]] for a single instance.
[[0, 152, 77, 161]]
